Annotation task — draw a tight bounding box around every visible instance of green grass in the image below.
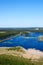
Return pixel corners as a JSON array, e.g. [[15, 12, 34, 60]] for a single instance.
[[0, 54, 43, 65], [0, 54, 33, 65]]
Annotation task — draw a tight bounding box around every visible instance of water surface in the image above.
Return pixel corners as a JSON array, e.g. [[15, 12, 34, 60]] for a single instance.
[[0, 32, 43, 51]]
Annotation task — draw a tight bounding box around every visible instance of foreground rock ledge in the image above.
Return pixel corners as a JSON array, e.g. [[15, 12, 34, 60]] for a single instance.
[[0, 46, 43, 60]]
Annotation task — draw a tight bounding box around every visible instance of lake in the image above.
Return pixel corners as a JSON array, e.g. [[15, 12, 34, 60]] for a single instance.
[[0, 32, 43, 51]]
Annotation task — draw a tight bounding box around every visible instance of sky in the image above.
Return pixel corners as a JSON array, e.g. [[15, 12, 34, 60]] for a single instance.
[[0, 0, 43, 28]]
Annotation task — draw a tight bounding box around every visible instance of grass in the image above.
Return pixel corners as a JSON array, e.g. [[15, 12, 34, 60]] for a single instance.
[[0, 54, 43, 65], [7, 46, 25, 53], [0, 54, 33, 65]]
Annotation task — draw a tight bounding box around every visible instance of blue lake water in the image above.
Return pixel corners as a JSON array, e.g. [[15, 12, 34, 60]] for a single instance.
[[0, 32, 43, 51]]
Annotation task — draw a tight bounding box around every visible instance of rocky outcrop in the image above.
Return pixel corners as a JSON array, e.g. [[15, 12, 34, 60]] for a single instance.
[[38, 36, 43, 41], [0, 47, 43, 60]]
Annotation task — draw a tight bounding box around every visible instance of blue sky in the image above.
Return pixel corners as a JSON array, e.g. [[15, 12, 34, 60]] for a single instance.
[[0, 0, 43, 28]]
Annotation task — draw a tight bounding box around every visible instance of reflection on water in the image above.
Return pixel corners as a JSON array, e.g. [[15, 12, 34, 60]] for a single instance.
[[0, 32, 43, 51]]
